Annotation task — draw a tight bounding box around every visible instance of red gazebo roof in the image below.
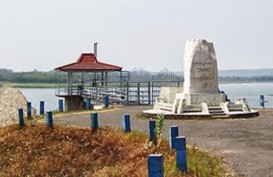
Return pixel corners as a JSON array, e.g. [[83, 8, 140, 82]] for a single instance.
[[55, 53, 122, 71]]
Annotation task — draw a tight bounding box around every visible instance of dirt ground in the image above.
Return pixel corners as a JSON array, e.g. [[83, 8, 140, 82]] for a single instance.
[[55, 106, 273, 177]]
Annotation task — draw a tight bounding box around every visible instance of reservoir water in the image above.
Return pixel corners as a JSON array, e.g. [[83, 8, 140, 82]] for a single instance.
[[219, 82, 273, 108], [19, 88, 61, 112], [19, 82, 273, 112]]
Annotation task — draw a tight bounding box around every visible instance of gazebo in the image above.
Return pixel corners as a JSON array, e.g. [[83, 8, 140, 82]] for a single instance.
[[55, 50, 123, 111]]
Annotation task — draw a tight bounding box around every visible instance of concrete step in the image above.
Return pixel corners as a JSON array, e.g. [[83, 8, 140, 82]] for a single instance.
[[210, 111, 225, 115], [208, 106, 222, 110], [183, 109, 202, 113], [208, 106, 227, 117], [211, 114, 230, 118], [210, 110, 224, 113], [211, 113, 226, 117]]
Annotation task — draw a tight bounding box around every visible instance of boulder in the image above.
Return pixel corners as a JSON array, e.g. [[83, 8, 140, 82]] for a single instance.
[[0, 83, 36, 127]]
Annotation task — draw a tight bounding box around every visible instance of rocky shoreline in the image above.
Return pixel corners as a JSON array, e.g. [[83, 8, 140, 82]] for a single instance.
[[0, 83, 35, 127]]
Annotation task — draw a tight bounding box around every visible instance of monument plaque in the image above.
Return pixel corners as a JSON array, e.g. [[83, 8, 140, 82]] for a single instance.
[[193, 63, 214, 79]]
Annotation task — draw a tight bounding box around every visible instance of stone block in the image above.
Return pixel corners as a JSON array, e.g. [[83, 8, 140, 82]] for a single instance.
[[183, 39, 219, 94]]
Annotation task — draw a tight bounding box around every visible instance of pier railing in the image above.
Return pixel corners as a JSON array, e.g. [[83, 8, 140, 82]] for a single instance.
[[55, 80, 182, 106]]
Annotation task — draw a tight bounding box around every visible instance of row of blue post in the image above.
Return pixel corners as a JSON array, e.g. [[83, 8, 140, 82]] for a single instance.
[[19, 109, 185, 176], [24, 99, 64, 119], [90, 112, 131, 132], [18, 108, 54, 128], [22, 96, 110, 127], [26, 101, 44, 118], [90, 115, 186, 176], [86, 96, 110, 110], [26, 96, 109, 117], [148, 121, 187, 177]]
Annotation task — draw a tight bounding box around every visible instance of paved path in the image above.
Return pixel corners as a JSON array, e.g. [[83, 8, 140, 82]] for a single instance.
[[55, 106, 273, 177]]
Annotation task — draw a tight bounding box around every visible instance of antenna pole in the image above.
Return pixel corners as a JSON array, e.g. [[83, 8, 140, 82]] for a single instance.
[[94, 42, 98, 58]]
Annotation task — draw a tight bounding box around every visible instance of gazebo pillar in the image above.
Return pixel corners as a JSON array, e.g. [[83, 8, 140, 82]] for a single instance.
[[68, 71, 73, 95], [101, 72, 104, 86], [105, 72, 108, 86]]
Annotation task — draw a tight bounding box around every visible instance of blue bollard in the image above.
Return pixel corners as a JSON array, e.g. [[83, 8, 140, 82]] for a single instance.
[[46, 111, 53, 128], [122, 114, 131, 133], [40, 101, 45, 115], [91, 112, 98, 132], [27, 102, 31, 118], [148, 154, 164, 177], [175, 136, 187, 173], [169, 126, 179, 150], [58, 99, 64, 112], [149, 120, 156, 142], [104, 95, 109, 108], [86, 98, 91, 110], [18, 108, 24, 127], [260, 95, 265, 108]]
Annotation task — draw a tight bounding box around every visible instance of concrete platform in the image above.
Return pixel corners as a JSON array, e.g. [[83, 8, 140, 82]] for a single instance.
[[142, 109, 259, 120]]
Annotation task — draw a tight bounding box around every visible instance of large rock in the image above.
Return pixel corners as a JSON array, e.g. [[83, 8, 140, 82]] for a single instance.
[[0, 84, 35, 127]]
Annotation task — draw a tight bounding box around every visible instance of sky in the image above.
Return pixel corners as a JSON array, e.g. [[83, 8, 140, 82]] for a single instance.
[[0, 0, 273, 72]]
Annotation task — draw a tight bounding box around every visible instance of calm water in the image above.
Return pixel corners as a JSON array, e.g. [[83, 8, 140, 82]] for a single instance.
[[19, 82, 273, 113], [19, 88, 61, 113], [219, 82, 273, 108]]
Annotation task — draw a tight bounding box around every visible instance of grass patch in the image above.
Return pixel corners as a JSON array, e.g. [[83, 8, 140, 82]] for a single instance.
[[52, 106, 118, 118], [12, 83, 58, 88], [0, 124, 233, 177]]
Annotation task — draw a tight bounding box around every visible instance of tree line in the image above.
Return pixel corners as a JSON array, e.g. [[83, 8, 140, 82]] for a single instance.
[[219, 76, 273, 83], [1, 68, 273, 84], [0, 69, 67, 83]]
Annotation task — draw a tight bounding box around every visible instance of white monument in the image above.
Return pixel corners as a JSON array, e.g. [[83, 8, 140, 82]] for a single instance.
[[143, 39, 258, 118], [182, 39, 226, 106], [184, 39, 218, 94]]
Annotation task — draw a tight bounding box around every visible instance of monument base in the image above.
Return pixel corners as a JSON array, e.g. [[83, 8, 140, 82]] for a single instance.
[[183, 93, 226, 106], [147, 86, 259, 119], [142, 109, 259, 120]]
